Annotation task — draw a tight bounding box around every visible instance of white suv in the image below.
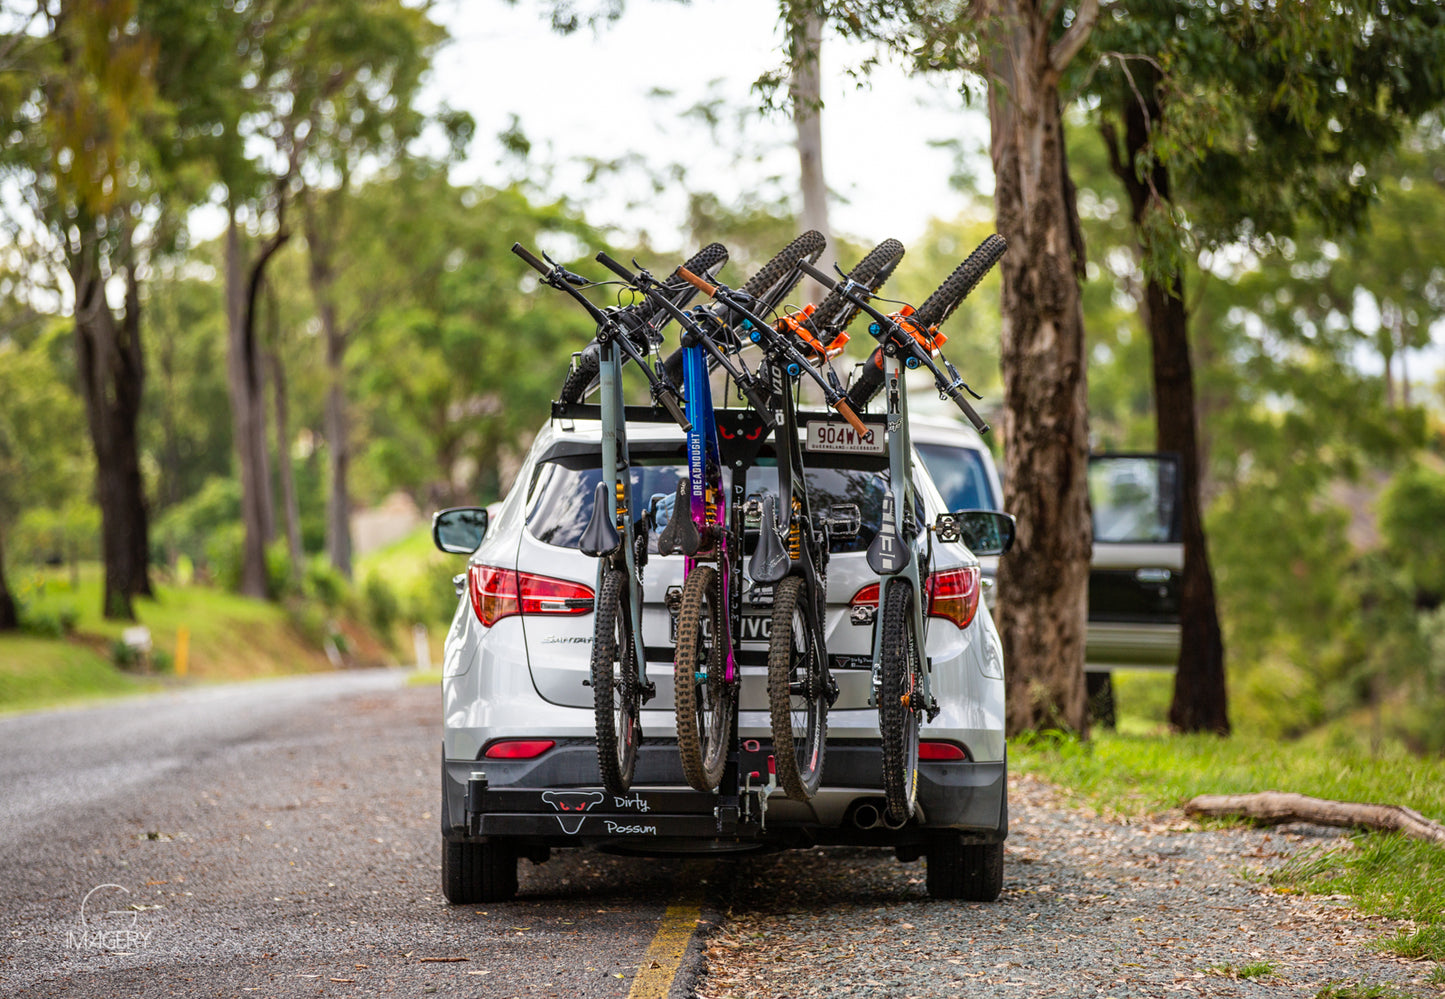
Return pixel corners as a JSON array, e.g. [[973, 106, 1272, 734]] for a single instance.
[[432, 411, 1011, 903]]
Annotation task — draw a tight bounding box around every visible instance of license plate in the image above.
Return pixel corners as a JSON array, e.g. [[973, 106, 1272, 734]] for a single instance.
[[805, 420, 883, 455], [669, 611, 771, 643]]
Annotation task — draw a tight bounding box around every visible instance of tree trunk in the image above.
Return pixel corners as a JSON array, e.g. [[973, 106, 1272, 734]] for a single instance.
[[1105, 68, 1230, 735], [983, 1, 1097, 736], [224, 208, 281, 598], [269, 347, 304, 585], [0, 529, 18, 631], [71, 233, 153, 620], [305, 201, 353, 580], [787, 2, 832, 302]]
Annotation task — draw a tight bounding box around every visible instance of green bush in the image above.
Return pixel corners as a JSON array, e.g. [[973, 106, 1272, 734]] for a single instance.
[[18, 600, 79, 638], [265, 540, 299, 599], [204, 522, 245, 592], [154, 477, 242, 566], [362, 572, 400, 635], [303, 557, 350, 609]]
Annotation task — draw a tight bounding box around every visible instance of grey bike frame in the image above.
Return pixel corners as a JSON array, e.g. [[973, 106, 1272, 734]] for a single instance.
[[596, 339, 649, 685]]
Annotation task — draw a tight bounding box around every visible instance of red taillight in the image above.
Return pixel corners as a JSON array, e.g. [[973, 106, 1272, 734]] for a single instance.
[[850, 582, 880, 610], [483, 739, 556, 760], [926, 565, 981, 630], [918, 740, 968, 761], [467, 564, 594, 627]]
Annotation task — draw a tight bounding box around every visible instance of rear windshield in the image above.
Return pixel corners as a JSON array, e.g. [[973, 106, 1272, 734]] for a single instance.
[[526, 458, 922, 554], [915, 442, 997, 511]]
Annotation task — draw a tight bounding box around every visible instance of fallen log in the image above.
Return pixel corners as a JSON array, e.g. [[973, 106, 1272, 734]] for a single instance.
[[1184, 791, 1445, 845]]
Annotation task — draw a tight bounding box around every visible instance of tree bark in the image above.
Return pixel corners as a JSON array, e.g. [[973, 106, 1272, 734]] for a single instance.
[[224, 207, 282, 598], [71, 231, 153, 620], [787, 2, 832, 302], [0, 529, 18, 630], [1104, 67, 1229, 735], [1185, 792, 1445, 845], [982, 0, 1096, 736], [269, 345, 304, 584], [304, 196, 353, 580]]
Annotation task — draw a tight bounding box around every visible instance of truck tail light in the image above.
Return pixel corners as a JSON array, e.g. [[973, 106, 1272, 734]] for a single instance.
[[467, 564, 594, 627], [849, 582, 880, 610]]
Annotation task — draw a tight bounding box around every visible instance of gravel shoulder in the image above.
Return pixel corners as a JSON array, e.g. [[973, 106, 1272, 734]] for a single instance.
[[698, 773, 1435, 998]]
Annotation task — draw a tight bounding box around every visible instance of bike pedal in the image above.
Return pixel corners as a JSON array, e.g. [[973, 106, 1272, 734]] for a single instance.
[[640, 680, 658, 702]]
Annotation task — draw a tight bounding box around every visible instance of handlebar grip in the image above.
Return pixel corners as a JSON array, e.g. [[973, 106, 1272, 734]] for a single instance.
[[797, 260, 837, 291], [511, 242, 550, 276], [833, 398, 869, 438], [657, 390, 692, 432], [676, 266, 717, 297], [741, 381, 777, 426], [948, 389, 991, 435], [595, 251, 636, 283]]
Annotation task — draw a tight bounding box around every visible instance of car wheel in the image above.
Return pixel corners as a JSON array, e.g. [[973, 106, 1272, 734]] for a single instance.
[[925, 834, 1003, 902], [442, 838, 518, 904]]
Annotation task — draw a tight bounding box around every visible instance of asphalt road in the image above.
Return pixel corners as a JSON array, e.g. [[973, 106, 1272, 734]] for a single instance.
[[0, 671, 724, 998]]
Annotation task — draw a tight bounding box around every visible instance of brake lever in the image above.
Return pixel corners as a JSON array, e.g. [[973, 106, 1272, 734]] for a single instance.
[[541, 250, 588, 287]]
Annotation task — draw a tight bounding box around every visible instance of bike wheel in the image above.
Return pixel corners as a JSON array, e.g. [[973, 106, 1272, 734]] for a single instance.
[[879, 579, 922, 823], [808, 238, 905, 342], [767, 575, 829, 801], [673, 565, 734, 792], [910, 234, 1007, 330], [592, 568, 641, 794]]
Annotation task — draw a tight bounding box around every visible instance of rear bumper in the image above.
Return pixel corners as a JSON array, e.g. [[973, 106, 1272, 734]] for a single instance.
[[442, 741, 1007, 853]]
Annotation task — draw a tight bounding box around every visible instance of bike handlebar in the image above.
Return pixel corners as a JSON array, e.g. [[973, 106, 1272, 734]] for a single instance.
[[595, 250, 637, 284], [798, 260, 989, 434], [677, 264, 866, 436], [513, 242, 692, 432]]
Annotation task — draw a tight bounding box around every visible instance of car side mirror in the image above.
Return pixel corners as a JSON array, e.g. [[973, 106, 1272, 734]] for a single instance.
[[433, 507, 489, 554], [935, 510, 1016, 556]]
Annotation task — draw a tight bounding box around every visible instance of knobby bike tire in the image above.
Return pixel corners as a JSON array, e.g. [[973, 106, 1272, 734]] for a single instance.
[[879, 579, 922, 823], [592, 568, 640, 795], [662, 229, 827, 388], [558, 242, 729, 403], [767, 575, 829, 801], [673, 565, 733, 792], [807, 238, 905, 343], [910, 233, 1007, 330]]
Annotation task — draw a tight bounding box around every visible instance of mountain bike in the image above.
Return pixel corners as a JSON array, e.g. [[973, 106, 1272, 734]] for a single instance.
[[511, 242, 692, 795], [594, 233, 829, 793], [674, 261, 873, 801], [557, 243, 729, 404], [798, 234, 1007, 821]]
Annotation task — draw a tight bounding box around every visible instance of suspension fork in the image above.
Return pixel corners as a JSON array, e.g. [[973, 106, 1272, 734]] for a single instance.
[[598, 339, 650, 694]]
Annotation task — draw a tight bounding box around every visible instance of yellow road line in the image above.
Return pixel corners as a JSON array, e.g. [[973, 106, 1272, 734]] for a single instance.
[[626, 895, 704, 999]]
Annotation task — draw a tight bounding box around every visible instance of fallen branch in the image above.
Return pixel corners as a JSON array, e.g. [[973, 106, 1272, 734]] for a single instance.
[[1184, 791, 1445, 845]]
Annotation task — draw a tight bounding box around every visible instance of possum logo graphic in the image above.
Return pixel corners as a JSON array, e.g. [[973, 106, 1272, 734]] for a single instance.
[[540, 790, 606, 834]]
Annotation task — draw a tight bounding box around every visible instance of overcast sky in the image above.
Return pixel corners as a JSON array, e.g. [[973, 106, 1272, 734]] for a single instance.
[[425, 0, 991, 248]]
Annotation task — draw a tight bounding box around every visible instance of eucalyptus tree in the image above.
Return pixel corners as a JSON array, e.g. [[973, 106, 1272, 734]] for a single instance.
[[0, 0, 231, 618], [1084, 0, 1445, 732]]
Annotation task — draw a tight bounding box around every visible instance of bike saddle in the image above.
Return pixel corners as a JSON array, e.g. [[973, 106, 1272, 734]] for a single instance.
[[656, 481, 701, 557], [866, 490, 909, 575], [749, 494, 790, 584], [580, 481, 622, 558]]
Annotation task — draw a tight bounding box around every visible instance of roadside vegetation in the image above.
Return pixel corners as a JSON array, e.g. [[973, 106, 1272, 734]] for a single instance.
[[1014, 729, 1445, 964]]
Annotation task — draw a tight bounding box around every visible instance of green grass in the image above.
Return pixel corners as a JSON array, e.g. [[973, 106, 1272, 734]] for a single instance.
[[2, 565, 348, 712], [1315, 983, 1420, 999], [1015, 731, 1445, 962], [1206, 960, 1276, 979]]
